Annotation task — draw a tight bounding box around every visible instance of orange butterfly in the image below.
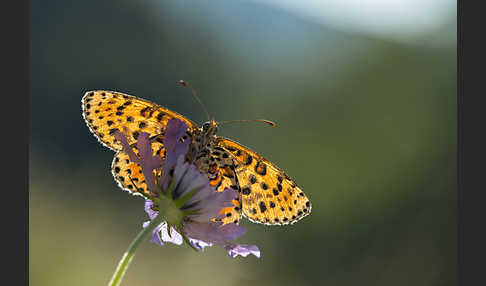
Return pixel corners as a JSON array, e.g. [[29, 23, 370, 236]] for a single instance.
[[82, 87, 311, 225]]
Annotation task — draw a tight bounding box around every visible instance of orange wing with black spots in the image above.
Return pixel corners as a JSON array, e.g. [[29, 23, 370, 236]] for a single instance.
[[81, 90, 198, 151], [216, 137, 311, 225]]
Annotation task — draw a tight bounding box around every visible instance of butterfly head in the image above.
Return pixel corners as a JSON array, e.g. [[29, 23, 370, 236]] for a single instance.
[[202, 119, 219, 136]]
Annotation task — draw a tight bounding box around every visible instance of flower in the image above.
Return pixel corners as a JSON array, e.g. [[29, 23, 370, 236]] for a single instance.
[[115, 119, 260, 258], [158, 118, 190, 191]]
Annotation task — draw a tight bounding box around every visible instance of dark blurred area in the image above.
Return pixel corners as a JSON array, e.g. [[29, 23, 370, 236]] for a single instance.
[[29, 1, 456, 285]]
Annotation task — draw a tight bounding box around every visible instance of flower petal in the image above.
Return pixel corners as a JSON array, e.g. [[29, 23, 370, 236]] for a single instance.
[[144, 200, 158, 220], [224, 244, 261, 258], [161, 119, 190, 188], [142, 221, 164, 246], [151, 224, 166, 245], [172, 156, 208, 199], [114, 131, 162, 195], [136, 132, 163, 194], [137, 132, 163, 170], [187, 188, 238, 222], [183, 221, 246, 245], [113, 131, 140, 164], [159, 222, 183, 245], [189, 238, 213, 251]]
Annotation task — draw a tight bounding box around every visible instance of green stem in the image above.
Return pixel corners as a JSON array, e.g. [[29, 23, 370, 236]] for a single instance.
[[108, 213, 165, 286]]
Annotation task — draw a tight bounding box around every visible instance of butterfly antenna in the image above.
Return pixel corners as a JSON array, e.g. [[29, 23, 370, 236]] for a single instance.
[[217, 119, 276, 127], [178, 80, 211, 121]]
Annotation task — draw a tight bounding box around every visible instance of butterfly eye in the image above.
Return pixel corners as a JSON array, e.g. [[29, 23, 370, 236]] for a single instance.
[[202, 121, 210, 131]]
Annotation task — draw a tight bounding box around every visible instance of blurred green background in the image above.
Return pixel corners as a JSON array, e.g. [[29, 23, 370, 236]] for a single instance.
[[29, 0, 456, 285]]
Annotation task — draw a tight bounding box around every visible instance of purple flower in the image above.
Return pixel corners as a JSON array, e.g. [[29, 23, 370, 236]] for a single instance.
[[117, 118, 260, 258], [144, 155, 260, 258]]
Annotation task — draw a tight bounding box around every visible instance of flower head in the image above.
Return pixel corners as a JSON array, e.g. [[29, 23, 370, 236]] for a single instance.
[[116, 119, 260, 258]]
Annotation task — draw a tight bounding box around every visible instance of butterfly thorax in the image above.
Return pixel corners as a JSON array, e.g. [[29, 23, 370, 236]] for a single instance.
[[190, 120, 219, 157]]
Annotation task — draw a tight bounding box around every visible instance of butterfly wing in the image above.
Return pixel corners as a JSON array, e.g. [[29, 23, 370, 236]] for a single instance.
[[82, 90, 198, 197], [216, 137, 311, 225], [82, 90, 198, 151]]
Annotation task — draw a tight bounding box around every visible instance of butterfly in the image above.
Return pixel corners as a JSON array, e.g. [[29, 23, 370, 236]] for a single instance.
[[82, 89, 311, 226]]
